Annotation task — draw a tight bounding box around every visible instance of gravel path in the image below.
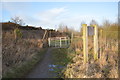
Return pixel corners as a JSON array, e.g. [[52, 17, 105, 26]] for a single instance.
[[26, 48, 56, 78]]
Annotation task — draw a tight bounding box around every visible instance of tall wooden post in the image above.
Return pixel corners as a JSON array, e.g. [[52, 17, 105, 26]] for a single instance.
[[48, 30, 51, 47], [42, 30, 47, 42], [82, 24, 88, 63], [93, 25, 98, 60], [100, 29, 103, 59]]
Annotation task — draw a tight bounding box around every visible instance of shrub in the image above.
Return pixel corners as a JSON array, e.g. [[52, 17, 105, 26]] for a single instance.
[[14, 28, 22, 39]]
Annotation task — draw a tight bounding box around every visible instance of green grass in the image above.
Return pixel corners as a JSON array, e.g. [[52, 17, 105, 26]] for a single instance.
[[2, 48, 47, 78], [52, 48, 70, 65], [51, 48, 75, 78]]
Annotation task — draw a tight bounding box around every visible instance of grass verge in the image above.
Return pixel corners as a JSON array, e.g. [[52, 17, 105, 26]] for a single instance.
[[2, 48, 47, 78], [51, 48, 75, 78]]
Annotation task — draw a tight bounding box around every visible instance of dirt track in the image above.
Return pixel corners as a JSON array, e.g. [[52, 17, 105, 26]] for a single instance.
[[26, 48, 56, 78]]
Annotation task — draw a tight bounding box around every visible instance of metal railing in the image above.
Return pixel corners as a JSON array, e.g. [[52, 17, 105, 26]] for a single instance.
[[48, 37, 71, 48]]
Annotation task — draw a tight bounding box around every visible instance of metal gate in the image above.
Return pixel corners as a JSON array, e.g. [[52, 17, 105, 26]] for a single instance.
[[48, 37, 71, 48]]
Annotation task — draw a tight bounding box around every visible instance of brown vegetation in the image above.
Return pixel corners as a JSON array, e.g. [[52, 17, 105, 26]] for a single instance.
[[2, 22, 67, 77], [61, 20, 118, 78]]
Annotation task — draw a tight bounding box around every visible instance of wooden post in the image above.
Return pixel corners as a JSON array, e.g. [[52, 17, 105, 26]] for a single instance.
[[100, 29, 103, 59], [82, 24, 88, 63], [60, 37, 62, 47], [42, 30, 47, 42], [93, 25, 98, 60]]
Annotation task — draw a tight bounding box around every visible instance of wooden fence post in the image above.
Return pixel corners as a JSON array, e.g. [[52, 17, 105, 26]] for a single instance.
[[93, 25, 98, 60], [100, 29, 103, 59], [82, 24, 88, 63], [42, 30, 47, 42]]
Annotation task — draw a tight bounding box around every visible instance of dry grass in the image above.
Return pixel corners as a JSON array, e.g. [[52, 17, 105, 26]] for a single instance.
[[63, 34, 118, 78], [2, 30, 45, 77]]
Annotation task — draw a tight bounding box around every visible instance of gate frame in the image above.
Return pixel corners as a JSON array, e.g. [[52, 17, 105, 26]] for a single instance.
[[48, 37, 70, 48], [82, 24, 98, 64]]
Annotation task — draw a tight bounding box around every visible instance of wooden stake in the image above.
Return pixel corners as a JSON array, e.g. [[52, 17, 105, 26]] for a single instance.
[[100, 29, 103, 59], [93, 25, 98, 60], [82, 24, 88, 63], [42, 30, 47, 42]]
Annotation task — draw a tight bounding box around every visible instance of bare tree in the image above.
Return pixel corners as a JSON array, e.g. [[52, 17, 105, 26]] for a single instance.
[[102, 19, 111, 28], [90, 19, 98, 26], [11, 16, 24, 40], [11, 16, 25, 26]]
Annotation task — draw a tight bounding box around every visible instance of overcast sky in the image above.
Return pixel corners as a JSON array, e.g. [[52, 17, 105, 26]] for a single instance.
[[1, 2, 118, 31]]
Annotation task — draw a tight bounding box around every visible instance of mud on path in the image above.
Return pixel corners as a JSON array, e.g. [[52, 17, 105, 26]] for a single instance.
[[26, 48, 57, 78]]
